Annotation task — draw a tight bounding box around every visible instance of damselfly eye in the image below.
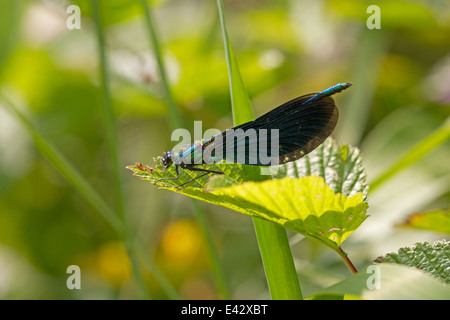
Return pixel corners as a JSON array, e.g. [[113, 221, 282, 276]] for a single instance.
[[162, 152, 173, 168]]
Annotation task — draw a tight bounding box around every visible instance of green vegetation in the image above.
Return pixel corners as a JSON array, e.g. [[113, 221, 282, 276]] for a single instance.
[[0, 0, 448, 299]]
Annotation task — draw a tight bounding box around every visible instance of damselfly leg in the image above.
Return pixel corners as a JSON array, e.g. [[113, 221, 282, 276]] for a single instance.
[[155, 164, 223, 187]]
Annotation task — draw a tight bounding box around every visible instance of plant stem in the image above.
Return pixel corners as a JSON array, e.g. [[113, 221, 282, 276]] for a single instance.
[[140, 0, 229, 299], [0, 93, 181, 299], [91, 0, 149, 298], [125, 243, 151, 299], [253, 219, 304, 299], [337, 246, 358, 274], [139, 0, 182, 129], [91, 0, 125, 223], [192, 201, 230, 299], [370, 116, 450, 192], [217, 0, 302, 299]]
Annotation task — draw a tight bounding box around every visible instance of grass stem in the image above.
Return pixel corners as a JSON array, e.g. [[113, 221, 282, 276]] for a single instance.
[[370, 116, 450, 192], [140, 0, 229, 299], [217, 0, 302, 300]]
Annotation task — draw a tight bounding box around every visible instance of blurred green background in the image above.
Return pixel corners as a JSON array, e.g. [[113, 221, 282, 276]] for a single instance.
[[0, 0, 448, 299]]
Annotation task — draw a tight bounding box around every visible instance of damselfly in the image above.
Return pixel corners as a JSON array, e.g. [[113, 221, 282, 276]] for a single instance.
[[158, 83, 352, 187]]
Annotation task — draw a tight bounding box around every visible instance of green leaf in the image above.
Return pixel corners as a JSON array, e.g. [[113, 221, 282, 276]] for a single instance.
[[311, 263, 450, 300], [273, 138, 369, 201], [126, 140, 369, 252], [375, 240, 450, 285], [399, 209, 450, 234], [210, 176, 367, 250]]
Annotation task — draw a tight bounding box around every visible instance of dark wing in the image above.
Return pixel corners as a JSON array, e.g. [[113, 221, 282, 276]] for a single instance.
[[256, 93, 338, 164], [202, 93, 339, 166]]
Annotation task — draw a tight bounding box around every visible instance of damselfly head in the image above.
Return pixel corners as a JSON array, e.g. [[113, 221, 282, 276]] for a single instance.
[[162, 151, 173, 168]]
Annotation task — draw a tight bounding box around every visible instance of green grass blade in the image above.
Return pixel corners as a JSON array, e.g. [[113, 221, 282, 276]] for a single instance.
[[140, 0, 229, 299], [92, 0, 167, 299], [216, 0, 254, 124], [375, 240, 450, 285], [125, 244, 151, 299], [216, 0, 302, 300], [91, 0, 125, 222], [399, 209, 450, 234], [0, 0, 22, 72], [0, 93, 123, 236], [336, 30, 389, 145], [370, 116, 450, 192], [0, 92, 185, 300], [191, 201, 230, 299], [140, 0, 182, 129], [253, 218, 303, 299], [133, 242, 181, 300]]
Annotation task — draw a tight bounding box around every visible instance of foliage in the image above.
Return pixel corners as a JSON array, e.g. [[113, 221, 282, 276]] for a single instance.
[[399, 209, 450, 234], [0, 0, 449, 299], [127, 139, 369, 254], [375, 240, 450, 285]]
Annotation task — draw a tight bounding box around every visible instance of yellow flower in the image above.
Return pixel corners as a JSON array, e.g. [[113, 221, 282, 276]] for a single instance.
[[97, 241, 131, 287], [159, 219, 205, 269]]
